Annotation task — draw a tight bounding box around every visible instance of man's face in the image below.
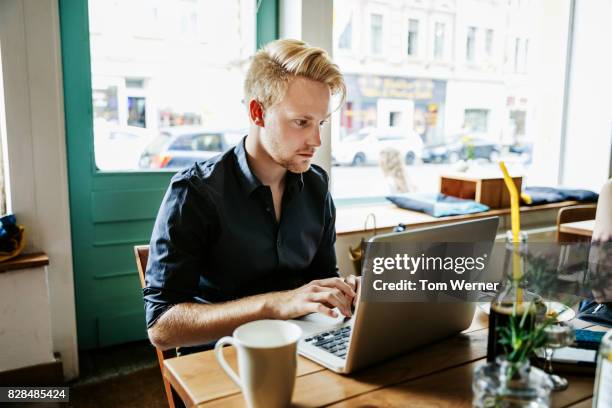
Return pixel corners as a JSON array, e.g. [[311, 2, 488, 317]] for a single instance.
[[258, 76, 331, 173]]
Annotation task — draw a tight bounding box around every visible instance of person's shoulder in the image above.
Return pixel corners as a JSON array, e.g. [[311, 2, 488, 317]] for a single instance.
[[170, 150, 234, 192], [304, 163, 330, 187], [301, 164, 332, 201]]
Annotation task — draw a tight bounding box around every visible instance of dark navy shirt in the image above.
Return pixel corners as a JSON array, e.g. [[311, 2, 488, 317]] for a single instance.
[[143, 137, 339, 333]]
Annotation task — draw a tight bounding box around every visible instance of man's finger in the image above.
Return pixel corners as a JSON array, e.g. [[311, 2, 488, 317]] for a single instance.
[[309, 290, 352, 317], [315, 277, 356, 299], [344, 275, 360, 292], [310, 302, 337, 318]]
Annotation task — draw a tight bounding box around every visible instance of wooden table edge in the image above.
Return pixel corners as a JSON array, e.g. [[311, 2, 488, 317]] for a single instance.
[[559, 222, 595, 237]]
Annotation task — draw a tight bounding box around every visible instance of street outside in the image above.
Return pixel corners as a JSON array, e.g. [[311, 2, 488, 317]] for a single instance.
[[331, 155, 530, 199], [93, 129, 531, 198]]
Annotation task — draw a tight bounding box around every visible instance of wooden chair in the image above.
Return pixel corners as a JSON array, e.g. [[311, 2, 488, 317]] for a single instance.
[[134, 245, 185, 408], [556, 204, 597, 242]]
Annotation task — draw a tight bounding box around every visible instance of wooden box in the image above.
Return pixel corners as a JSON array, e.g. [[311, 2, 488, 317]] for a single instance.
[[440, 173, 522, 209]]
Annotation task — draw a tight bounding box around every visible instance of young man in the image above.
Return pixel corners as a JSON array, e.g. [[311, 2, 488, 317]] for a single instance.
[[143, 39, 358, 352]]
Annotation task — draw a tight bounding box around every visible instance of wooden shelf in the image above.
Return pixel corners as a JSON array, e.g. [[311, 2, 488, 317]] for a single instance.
[[0, 252, 49, 273]]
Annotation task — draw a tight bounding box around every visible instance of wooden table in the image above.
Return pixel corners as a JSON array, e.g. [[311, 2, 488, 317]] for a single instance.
[[163, 312, 607, 407], [559, 220, 595, 238]]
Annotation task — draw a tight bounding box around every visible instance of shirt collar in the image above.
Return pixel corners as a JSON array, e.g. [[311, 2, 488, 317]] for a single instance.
[[234, 136, 262, 195], [286, 169, 305, 192], [234, 136, 305, 195]]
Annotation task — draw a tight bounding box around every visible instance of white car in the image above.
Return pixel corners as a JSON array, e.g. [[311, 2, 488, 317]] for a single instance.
[[94, 124, 155, 171], [333, 127, 424, 166]]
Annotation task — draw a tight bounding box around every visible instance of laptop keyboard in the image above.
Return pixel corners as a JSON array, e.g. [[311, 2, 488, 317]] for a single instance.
[[304, 326, 351, 359]]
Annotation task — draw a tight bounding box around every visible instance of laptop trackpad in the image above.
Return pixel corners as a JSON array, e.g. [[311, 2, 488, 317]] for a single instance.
[[290, 312, 347, 337]]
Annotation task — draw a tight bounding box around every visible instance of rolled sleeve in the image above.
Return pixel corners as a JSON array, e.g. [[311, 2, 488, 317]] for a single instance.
[[143, 176, 217, 328]]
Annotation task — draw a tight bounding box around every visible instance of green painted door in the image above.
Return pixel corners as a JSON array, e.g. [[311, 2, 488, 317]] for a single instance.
[[59, 0, 278, 349]]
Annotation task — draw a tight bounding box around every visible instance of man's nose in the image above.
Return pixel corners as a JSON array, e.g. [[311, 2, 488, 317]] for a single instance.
[[308, 126, 322, 147]]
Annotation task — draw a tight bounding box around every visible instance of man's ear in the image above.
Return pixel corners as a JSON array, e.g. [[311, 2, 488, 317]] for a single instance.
[[248, 99, 265, 127]]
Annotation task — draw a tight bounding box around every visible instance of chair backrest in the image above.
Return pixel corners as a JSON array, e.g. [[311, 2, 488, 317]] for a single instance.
[[556, 204, 597, 242], [134, 245, 181, 408]]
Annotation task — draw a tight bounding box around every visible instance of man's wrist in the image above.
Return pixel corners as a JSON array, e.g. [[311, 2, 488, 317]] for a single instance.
[[259, 292, 280, 320]]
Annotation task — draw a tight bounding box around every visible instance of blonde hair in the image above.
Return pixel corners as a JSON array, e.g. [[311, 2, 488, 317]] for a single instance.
[[244, 39, 346, 110]]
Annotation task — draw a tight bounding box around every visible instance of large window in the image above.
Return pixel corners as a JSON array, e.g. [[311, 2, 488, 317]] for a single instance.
[[331, 0, 571, 199], [88, 0, 256, 171]]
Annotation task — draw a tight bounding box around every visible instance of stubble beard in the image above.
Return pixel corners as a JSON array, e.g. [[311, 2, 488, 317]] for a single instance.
[[264, 133, 311, 174]]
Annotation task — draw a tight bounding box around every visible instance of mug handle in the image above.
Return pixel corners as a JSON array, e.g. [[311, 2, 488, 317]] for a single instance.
[[214, 336, 242, 389]]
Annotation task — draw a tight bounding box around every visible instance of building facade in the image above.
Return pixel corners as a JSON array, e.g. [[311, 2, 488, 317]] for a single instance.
[[333, 0, 532, 146]]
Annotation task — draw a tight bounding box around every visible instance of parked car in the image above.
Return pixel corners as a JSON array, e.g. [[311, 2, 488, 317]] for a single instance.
[[138, 126, 245, 169], [333, 127, 424, 166], [421, 134, 501, 163], [94, 124, 155, 171]]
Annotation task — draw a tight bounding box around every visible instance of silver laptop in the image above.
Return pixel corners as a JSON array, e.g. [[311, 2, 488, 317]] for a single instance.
[[291, 216, 499, 374]]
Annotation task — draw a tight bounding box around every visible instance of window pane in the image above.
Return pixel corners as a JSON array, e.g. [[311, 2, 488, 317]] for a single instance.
[[331, 0, 569, 199], [89, 0, 255, 171], [464, 109, 489, 132], [485, 29, 494, 57], [371, 14, 383, 54], [466, 26, 477, 62], [338, 13, 353, 50], [514, 38, 521, 72], [407, 19, 419, 56], [434, 22, 445, 59]]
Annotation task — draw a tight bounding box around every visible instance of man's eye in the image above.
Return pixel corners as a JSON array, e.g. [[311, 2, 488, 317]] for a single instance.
[[294, 120, 308, 127]]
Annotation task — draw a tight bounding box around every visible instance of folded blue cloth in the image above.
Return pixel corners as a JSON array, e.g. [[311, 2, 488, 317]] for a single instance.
[[387, 193, 490, 217], [524, 187, 598, 205]]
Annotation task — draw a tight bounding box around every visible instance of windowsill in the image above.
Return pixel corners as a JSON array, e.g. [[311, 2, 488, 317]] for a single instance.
[[0, 252, 49, 273], [335, 200, 580, 236]]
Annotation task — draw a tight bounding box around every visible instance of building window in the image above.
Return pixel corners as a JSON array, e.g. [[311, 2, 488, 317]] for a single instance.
[[509, 110, 526, 137], [523, 38, 529, 72], [485, 29, 494, 57], [514, 37, 521, 72], [464, 109, 489, 133], [389, 111, 403, 127], [370, 13, 383, 55], [434, 22, 445, 60], [407, 19, 419, 56], [127, 96, 146, 128], [338, 13, 353, 50], [466, 26, 477, 62]]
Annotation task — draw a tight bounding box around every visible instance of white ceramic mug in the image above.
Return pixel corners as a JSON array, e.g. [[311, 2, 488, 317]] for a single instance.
[[215, 320, 302, 408]]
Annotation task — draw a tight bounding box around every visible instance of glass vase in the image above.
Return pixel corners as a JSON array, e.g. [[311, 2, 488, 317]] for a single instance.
[[473, 356, 553, 408]]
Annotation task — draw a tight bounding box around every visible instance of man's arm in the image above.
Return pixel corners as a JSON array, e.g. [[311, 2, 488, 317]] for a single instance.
[[148, 276, 356, 350]]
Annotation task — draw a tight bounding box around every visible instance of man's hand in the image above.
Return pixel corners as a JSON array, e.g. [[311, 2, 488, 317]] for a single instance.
[[266, 276, 360, 320], [343, 274, 360, 307]]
